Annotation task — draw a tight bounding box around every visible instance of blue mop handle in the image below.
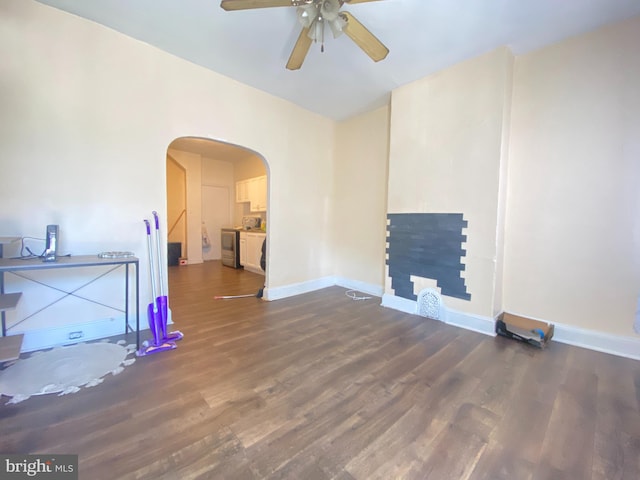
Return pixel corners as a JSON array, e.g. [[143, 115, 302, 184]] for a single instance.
[[152, 211, 165, 297], [144, 219, 158, 309]]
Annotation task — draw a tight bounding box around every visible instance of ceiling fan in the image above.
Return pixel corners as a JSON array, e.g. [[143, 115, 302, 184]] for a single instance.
[[220, 0, 389, 70]]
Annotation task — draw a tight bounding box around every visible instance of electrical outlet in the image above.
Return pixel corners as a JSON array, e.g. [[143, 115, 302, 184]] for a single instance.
[[68, 331, 83, 340]]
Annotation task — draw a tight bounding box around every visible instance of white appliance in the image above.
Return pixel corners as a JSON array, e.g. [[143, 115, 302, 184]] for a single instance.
[[241, 216, 261, 230], [222, 217, 263, 269], [221, 228, 240, 268]]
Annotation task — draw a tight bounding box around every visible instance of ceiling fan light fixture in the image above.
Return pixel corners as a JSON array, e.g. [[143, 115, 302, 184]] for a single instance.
[[220, 0, 389, 69], [328, 14, 346, 38], [320, 0, 341, 21], [307, 16, 326, 45], [299, 0, 345, 47], [297, 4, 318, 28]]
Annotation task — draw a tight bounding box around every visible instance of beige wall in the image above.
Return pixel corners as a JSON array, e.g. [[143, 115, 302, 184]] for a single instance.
[[503, 16, 640, 336], [0, 0, 335, 331], [332, 106, 390, 291], [166, 155, 187, 248], [383, 17, 640, 339], [386, 47, 514, 318], [235, 156, 267, 182], [202, 157, 235, 188], [166, 149, 203, 265], [3, 0, 638, 345]]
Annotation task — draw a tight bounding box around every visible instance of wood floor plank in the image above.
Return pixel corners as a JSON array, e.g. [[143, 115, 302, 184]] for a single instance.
[[342, 370, 481, 479], [533, 368, 598, 480], [591, 351, 640, 480], [1, 260, 638, 479]]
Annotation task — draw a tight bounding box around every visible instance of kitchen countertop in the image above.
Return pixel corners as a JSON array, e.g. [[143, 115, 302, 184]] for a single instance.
[[222, 227, 266, 233]]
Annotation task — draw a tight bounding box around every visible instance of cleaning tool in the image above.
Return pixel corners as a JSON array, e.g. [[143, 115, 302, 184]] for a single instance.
[[214, 294, 259, 299], [137, 219, 176, 357], [152, 211, 184, 342]]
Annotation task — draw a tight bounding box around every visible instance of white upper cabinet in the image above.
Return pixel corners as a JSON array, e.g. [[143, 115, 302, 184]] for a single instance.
[[235, 179, 250, 203], [249, 176, 267, 212], [236, 175, 267, 212]]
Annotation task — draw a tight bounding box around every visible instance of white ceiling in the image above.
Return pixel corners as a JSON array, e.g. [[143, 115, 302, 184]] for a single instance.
[[35, 0, 640, 121]]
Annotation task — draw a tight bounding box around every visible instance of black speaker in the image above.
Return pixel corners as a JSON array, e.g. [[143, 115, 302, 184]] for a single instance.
[[43, 224, 58, 262], [167, 242, 181, 266]]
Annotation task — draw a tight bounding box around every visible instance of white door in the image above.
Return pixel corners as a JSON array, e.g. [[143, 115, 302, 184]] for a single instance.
[[202, 185, 230, 261]]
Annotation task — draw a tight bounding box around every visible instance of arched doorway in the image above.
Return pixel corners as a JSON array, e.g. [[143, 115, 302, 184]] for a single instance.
[[165, 136, 269, 283]]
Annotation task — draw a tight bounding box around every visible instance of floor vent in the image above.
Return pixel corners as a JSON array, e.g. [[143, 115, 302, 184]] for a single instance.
[[417, 288, 442, 320]]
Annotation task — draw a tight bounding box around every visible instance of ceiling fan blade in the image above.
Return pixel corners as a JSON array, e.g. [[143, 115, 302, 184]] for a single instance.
[[220, 0, 294, 11], [286, 27, 313, 70], [341, 11, 389, 62]]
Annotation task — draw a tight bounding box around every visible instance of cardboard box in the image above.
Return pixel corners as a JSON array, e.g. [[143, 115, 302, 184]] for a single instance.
[[495, 312, 554, 349]]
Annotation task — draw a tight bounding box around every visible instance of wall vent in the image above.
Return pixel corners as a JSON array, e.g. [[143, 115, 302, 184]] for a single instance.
[[417, 288, 442, 320]]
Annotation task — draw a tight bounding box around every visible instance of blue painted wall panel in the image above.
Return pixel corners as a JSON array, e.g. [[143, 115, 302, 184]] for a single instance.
[[386, 213, 471, 301]]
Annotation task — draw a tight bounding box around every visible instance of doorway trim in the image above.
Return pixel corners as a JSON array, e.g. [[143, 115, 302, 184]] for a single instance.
[[166, 136, 270, 285]]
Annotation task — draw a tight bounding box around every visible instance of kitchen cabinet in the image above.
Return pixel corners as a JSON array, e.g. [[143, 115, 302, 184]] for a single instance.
[[236, 175, 267, 212], [239, 232, 247, 266], [235, 179, 250, 203], [249, 176, 267, 212], [243, 232, 265, 274]]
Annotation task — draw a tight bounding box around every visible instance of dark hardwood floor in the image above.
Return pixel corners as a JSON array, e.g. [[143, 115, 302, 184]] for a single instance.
[[1, 260, 639, 479]]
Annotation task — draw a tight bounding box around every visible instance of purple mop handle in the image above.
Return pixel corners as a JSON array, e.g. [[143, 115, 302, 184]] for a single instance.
[[153, 210, 160, 230], [144, 219, 151, 236]]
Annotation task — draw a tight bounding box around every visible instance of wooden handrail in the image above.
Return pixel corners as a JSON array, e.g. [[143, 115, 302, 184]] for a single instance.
[[168, 209, 186, 237]]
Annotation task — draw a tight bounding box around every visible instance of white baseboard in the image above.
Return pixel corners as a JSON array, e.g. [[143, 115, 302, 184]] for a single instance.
[[551, 322, 640, 361], [381, 294, 495, 336], [15, 310, 175, 353], [382, 294, 640, 360], [444, 308, 496, 336], [17, 317, 133, 352], [497, 310, 640, 361], [264, 276, 335, 301], [29, 273, 626, 362], [381, 293, 416, 314], [334, 277, 384, 297], [264, 277, 383, 300], [264, 276, 382, 302], [382, 293, 496, 336]]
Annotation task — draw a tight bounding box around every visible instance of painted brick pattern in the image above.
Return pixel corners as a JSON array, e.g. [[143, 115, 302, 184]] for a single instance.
[[386, 213, 470, 301]]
